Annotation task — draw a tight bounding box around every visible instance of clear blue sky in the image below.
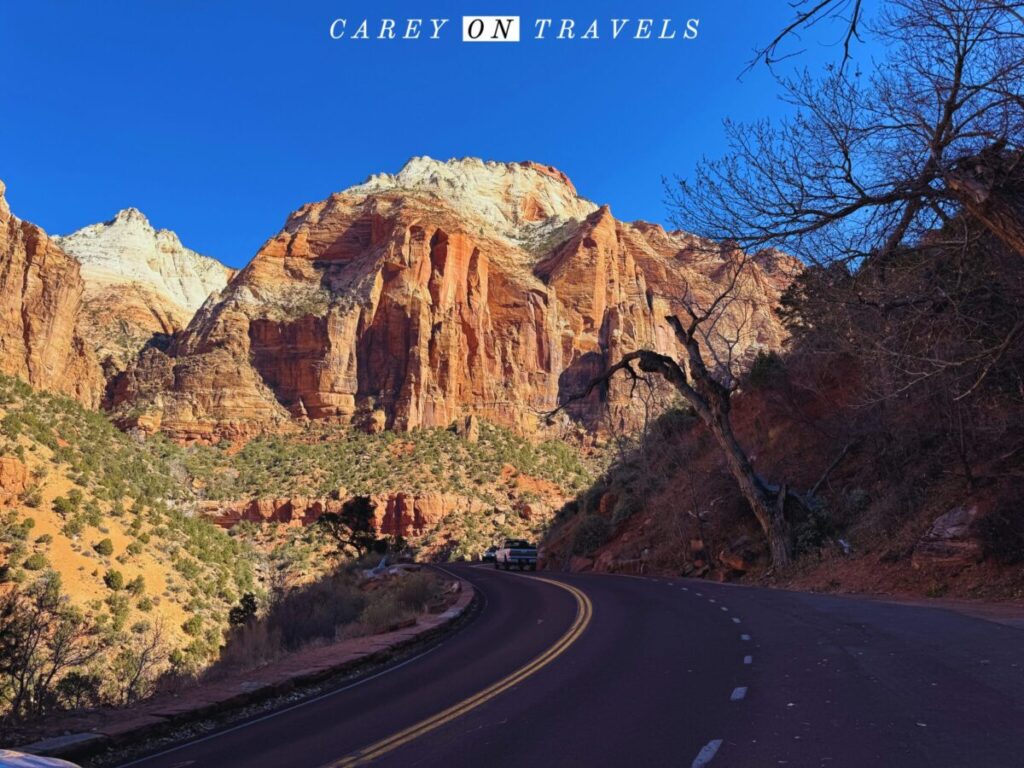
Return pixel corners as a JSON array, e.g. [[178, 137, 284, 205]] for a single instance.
[[0, 1, 878, 268]]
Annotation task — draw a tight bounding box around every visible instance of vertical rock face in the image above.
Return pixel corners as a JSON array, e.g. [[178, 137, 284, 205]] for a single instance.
[[110, 157, 798, 440], [55, 209, 234, 372], [0, 180, 103, 406]]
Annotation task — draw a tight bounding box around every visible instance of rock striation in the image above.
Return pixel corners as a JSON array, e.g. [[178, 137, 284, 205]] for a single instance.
[[0, 180, 103, 406], [200, 492, 485, 539], [110, 157, 799, 441], [55, 208, 234, 372]]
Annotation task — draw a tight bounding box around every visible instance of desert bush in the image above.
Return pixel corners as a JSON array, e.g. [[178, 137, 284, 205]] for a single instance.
[[110, 623, 167, 705], [215, 574, 365, 671], [0, 574, 100, 722], [611, 494, 642, 525], [572, 515, 611, 556], [22, 553, 47, 571], [360, 595, 414, 634], [792, 499, 835, 555], [393, 573, 438, 612], [103, 569, 124, 591], [55, 670, 103, 710], [61, 515, 85, 538], [127, 575, 146, 597], [228, 593, 258, 626], [181, 615, 204, 637], [51, 496, 74, 518], [93, 538, 114, 556]]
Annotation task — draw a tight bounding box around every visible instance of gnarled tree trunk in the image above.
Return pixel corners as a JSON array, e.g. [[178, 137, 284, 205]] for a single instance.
[[705, 405, 792, 569], [566, 310, 795, 569], [948, 149, 1024, 260]]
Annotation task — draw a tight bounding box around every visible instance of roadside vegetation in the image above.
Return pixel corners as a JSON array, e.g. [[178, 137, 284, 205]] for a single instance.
[[211, 564, 452, 675], [0, 374, 588, 731], [544, 0, 1024, 597], [180, 420, 590, 505]]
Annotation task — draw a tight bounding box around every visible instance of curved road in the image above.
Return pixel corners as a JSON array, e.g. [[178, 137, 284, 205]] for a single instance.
[[122, 566, 1024, 768]]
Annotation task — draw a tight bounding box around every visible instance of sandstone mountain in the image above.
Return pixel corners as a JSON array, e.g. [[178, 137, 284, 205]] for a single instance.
[[0, 180, 103, 406], [110, 158, 797, 442], [55, 208, 234, 373]]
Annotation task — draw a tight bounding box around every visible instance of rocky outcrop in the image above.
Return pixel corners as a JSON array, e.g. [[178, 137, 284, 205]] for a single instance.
[[0, 456, 28, 503], [111, 157, 798, 441], [55, 208, 234, 372], [200, 492, 485, 539], [912, 505, 985, 569], [0, 180, 103, 406]]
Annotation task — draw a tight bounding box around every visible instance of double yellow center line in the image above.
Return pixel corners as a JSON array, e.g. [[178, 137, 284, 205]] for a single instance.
[[326, 576, 593, 767]]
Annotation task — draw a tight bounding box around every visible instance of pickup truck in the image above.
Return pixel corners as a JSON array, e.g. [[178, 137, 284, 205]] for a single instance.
[[495, 539, 538, 571]]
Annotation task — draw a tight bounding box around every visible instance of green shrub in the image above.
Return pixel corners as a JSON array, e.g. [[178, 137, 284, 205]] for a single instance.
[[611, 494, 642, 525], [572, 515, 611, 555], [93, 538, 114, 556], [182, 615, 204, 637], [106, 593, 130, 631], [103, 568, 125, 590], [23, 552, 47, 570], [793, 501, 834, 555], [51, 496, 73, 518], [360, 595, 414, 633], [393, 573, 437, 612], [61, 515, 85, 538], [127, 575, 146, 596], [228, 592, 258, 626], [35, 533, 53, 545]]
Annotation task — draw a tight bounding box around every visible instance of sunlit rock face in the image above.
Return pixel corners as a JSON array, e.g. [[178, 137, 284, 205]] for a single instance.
[[55, 208, 234, 372], [109, 157, 798, 441], [0, 180, 103, 406]]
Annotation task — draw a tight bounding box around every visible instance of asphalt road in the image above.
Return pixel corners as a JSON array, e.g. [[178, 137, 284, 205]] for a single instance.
[[121, 566, 1024, 768]]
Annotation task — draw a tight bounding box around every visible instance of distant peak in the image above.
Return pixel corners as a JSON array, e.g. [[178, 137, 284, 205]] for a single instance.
[[110, 207, 151, 226], [516, 161, 577, 195], [387, 156, 578, 193], [347, 156, 597, 237]]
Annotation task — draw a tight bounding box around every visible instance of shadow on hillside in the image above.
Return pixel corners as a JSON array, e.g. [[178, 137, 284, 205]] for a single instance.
[[175, 558, 448, 687]]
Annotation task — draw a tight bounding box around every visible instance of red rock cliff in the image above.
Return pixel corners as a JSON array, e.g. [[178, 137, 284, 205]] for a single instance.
[[0, 180, 102, 406], [110, 158, 798, 440]]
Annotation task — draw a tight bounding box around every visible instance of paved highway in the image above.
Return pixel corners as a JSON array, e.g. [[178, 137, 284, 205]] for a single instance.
[[121, 566, 1024, 768]]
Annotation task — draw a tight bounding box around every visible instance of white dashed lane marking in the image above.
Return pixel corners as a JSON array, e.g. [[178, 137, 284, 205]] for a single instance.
[[691, 739, 723, 768], [730, 686, 748, 701], [744, 655, 753, 665], [740, 634, 751, 641], [732, 617, 741, 624]]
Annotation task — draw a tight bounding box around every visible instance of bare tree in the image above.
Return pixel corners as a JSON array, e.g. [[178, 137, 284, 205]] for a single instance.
[[676, 0, 1024, 269], [747, 0, 866, 73], [677, 0, 1024, 444], [0, 574, 101, 722], [112, 620, 168, 705], [552, 256, 797, 569]]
